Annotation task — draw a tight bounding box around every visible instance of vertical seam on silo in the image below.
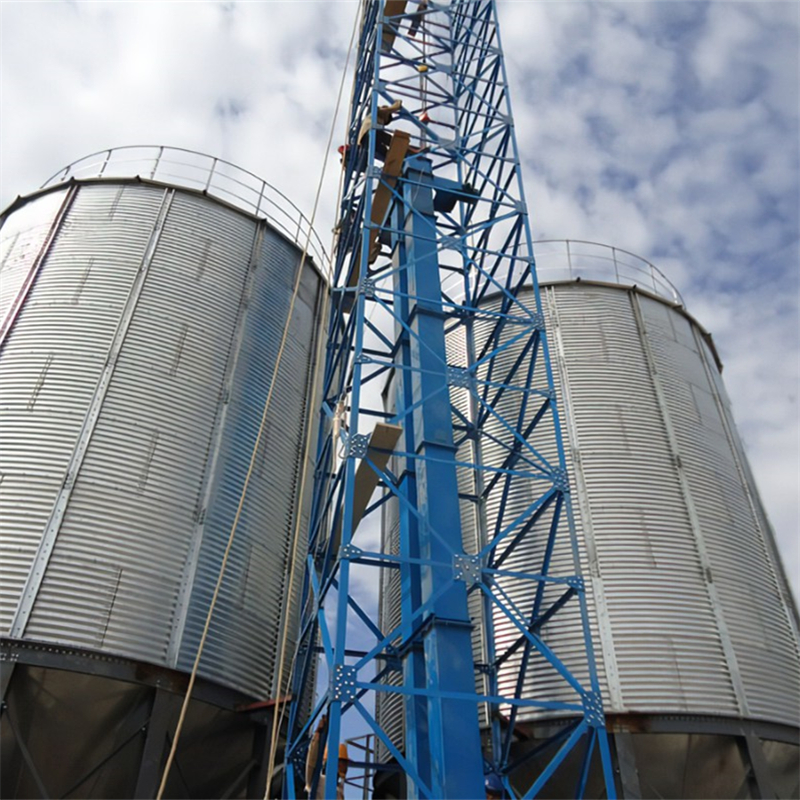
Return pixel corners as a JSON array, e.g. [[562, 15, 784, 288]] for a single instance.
[[691, 325, 800, 652], [463, 291, 491, 723], [630, 290, 749, 718], [168, 324, 189, 378], [196, 239, 212, 281], [0, 184, 79, 353], [108, 186, 124, 219], [137, 431, 160, 494], [547, 285, 623, 711], [166, 220, 265, 668], [7, 187, 175, 641], [72, 257, 94, 305], [0, 231, 21, 270], [272, 261, 328, 697], [27, 354, 54, 412]]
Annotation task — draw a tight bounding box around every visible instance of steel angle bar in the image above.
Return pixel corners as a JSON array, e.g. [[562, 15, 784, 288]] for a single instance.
[[469, 322, 538, 373], [479, 490, 557, 562], [503, 719, 582, 775], [473, 418, 550, 477], [486, 579, 539, 632], [479, 330, 540, 409], [470, 257, 533, 314], [529, 492, 565, 616], [362, 316, 397, 352], [330, 579, 385, 643], [342, 664, 396, 713], [389, 380, 450, 427], [360, 488, 394, 520], [480, 583, 585, 696], [483, 567, 575, 587], [522, 721, 589, 800], [357, 681, 583, 715], [494, 587, 576, 673], [529, 586, 577, 633], [389, 449, 550, 483], [287, 694, 331, 763], [356, 455, 462, 557], [359, 368, 394, 391], [575, 727, 597, 799], [370, 293, 448, 367], [502, 572, 573, 758], [481, 408, 553, 497], [353, 700, 434, 800], [474, 260, 532, 312], [480, 402, 550, 490], [490, 495, 559, 571], [442, 305, 536, 332], [472, 391, 555, 473], [307, 557, 335, 667], [353, 567, 464, 672], [460, 208, 520, 248]]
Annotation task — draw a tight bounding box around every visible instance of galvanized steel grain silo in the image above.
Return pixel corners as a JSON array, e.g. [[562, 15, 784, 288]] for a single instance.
[[0, 147, 326, 799], [377, 241, 800, 799]]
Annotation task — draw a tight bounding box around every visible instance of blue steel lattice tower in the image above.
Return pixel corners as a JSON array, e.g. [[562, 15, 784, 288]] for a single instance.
[[285, 2, 617, 797]]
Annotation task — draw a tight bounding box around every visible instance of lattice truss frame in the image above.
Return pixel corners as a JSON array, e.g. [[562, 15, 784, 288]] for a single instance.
[[285, 2, 616, 798]]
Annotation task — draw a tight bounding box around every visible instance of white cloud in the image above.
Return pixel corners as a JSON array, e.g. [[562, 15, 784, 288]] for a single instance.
[[1, 0, 798, 610]]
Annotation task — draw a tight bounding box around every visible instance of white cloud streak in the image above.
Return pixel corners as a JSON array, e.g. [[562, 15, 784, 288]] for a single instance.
[[1, 0, 797, 606]]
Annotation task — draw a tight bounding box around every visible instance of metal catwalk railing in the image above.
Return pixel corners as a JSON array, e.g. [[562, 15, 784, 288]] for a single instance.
[[42, 145, 328, 270]]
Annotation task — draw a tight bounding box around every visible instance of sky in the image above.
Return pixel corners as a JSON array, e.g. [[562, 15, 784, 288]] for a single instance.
[[1, 0, 797, 614]]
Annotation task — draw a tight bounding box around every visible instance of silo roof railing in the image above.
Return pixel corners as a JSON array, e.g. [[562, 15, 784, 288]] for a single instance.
[[42, 145, 329, 271], [533, 239, 684, 306]]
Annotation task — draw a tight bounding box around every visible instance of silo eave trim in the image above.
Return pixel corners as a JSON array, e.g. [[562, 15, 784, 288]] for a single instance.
[[484, 277, 725, 374], [1, 178, 329, 286]]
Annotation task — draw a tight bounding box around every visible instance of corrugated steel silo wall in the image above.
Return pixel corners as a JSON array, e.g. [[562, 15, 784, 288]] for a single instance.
[[0, 181, 323, 700], [484, 282, 799, 726], [375, 279, 800, 754]]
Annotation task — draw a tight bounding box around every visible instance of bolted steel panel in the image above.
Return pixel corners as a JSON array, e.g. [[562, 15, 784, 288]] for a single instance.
[[487, 281, 798, 727], [0, 178, 323, 700], [0, 184, 163, 633], [376, 274, 799, 751]]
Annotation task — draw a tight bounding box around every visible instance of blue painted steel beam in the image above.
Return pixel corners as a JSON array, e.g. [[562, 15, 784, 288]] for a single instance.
[[283, 2, 618, 798], [394, 156, 485, 798]]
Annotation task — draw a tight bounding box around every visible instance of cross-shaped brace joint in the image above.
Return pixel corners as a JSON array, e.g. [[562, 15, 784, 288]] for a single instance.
[[447, 367, 472, 388], [582, 691, 605, 728], [551, 468, 570, 493], [339, 543, 363, 561], [453, 553, 482, 587], [331, 664, 358, 703], [347, 434, 369, 459]]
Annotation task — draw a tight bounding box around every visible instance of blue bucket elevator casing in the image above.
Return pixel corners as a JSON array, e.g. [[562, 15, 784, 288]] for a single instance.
[[285, 2, 617, 798]]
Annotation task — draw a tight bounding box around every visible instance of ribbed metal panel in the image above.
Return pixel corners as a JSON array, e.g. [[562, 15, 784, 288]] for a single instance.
[[523, 282, 796, 725], [0, 179, 323, 700], [376, 276, 799, 746], [0, 192, 63, 324], [633, 292, 800, 725], [0, 185, 162, 633], [473, 297, 602, 718], [176, 230, 323, 697]]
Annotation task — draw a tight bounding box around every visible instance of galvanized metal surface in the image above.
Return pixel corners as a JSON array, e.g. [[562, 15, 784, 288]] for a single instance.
[[489, 281, 800, 727], [0, 179, 323, 700], [376, 275, 799, 750]]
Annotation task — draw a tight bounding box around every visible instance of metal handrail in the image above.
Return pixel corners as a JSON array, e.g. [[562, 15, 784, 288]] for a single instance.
[[41, 145, 329, 271], [533, 239, 684, 305]]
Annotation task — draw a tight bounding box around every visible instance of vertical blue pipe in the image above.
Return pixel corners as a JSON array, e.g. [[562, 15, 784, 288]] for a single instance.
[[394, 157, 484, 798]]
